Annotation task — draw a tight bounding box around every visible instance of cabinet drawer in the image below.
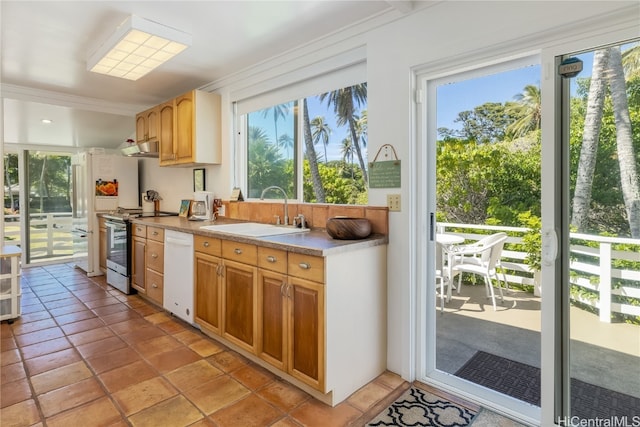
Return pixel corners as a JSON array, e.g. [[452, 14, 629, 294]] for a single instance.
[[132, 224, 147, 237], [288, 253, 324, 283], [147, 240, 164, 273], [257, 247, 287, 274], [146, 268, 164, 304], [147, 226, 164, 242], [194, 235, 222, 257], [222, 240, 257, 265]]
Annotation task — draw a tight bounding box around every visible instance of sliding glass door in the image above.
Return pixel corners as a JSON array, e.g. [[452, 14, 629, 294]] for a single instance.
[[557, 39, 640, 423]]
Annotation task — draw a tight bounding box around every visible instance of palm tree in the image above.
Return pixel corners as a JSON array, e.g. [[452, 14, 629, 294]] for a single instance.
[[606, 46, 640, 237], [262, 103, 291, 145], [340, 137, 355, 178], [302, 99, 326, 203], [277, 133, 294, 158], [506, 84, 541, 138], [310, 116, 331, 162], [572, 48, 610, 232], [320, 83, 368, 182]]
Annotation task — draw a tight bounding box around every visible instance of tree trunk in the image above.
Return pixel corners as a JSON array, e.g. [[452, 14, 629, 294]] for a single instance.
[[348, 117, 368, 183], [571, 48, 610, 231], [303, 100, 326, 203], [606, 47, 640, 238]]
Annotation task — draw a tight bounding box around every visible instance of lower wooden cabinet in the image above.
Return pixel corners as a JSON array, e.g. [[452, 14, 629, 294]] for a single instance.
[[288, 276, 324, 391], [222, 259, 257, 353], [257, 270, 287, 371], [131, 236, 146, 293], [257, 269, 325, 390], [194, 251, 222, 334]]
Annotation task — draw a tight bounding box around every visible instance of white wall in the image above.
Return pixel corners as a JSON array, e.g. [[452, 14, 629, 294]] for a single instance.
[[156, 0, 639, 385]]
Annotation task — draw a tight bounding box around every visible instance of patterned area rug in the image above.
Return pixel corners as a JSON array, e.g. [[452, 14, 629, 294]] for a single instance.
[[367, 387, 477, 426], [455, 351, 640, 419]]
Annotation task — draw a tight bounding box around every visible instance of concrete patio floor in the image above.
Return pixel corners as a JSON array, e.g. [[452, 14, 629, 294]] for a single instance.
[[435, 282, 640, 399]]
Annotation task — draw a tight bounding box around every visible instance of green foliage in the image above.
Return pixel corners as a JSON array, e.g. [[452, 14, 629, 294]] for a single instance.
[[302, 160, 367, 204], [436, 137, 540, 226], [517, 211, 542, 271]]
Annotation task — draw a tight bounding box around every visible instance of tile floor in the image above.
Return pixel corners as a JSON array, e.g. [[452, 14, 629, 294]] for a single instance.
[[1, 263, 409, 427]]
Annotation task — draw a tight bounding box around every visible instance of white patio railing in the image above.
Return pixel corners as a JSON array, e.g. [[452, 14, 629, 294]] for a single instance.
[[3, 213, 74, 261], [438, 223, 640, 323]]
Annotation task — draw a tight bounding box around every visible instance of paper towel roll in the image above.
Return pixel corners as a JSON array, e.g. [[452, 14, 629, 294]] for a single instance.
[[142, 193, 154, 213]]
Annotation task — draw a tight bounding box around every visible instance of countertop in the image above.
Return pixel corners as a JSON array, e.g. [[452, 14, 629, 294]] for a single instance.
[[129, 216, 388, 257]]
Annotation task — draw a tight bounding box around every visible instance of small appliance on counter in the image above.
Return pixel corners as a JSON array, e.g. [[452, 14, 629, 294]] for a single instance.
[[190, 191, 214, 221]]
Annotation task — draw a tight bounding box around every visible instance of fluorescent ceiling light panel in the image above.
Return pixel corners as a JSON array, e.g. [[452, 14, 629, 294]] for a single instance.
[[87, 15, 191, 80]]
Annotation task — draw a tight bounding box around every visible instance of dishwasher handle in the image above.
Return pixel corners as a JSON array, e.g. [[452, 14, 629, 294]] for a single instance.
[[166, 237, 192, 247]]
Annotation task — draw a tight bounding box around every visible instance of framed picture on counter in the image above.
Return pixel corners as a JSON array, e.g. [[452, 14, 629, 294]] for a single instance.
[[179, 200, 191, 217], [193, 168, 205, 192]]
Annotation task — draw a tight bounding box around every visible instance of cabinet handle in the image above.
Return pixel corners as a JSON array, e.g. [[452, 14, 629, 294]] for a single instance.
[[137, 227, 143, 232], [266, 255, 277, 263], [234, 248, 243, 255], [152, 283, 158, 288], [152, 231, 158, 236], [203, 241, 210, 248], [299, 262, 310, 270], [151, 253, 158, 259], [280, 282, 286, 296]]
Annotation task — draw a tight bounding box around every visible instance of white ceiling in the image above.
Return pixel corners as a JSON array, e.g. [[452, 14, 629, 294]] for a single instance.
[[1, 0, 409, 149]]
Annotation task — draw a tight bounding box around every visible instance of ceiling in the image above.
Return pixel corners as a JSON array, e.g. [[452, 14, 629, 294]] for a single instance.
[[1, 1, 411, 150]]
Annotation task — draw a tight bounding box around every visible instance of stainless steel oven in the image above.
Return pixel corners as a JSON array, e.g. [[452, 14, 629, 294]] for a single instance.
[[105, 218, 131, 294]]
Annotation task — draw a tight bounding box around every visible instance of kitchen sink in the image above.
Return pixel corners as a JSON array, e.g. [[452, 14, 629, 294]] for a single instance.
[[200, 222, 309, 237]]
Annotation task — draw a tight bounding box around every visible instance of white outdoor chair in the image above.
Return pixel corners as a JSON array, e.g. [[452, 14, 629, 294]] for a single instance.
[[451, 232, 508, 311]]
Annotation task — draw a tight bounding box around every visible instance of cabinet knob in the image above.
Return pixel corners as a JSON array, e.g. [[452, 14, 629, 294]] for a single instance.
[[299, 262, 311, 270], [234, 248, 243, 255], [203, 241, 210, 247], [151, 253, 158, 259], [266, 255, 276, 263], [152, 231, 158, 236], [152, 283, 158, 288]]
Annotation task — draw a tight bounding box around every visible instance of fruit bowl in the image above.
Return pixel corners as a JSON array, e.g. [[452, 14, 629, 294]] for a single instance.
[[326, 217, 371, 240]]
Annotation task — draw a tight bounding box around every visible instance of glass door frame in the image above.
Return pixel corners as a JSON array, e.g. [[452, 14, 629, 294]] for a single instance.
[[414, 23, 638, 427], [414, 54, 542, 425]]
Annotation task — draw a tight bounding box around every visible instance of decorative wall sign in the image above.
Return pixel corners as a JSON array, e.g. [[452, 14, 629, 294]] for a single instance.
[[369, 144, 401, 188]]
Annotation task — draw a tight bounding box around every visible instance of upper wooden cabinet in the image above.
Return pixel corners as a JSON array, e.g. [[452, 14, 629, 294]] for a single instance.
[[158, 90, 221, 167], [135, 106, 159, 143]]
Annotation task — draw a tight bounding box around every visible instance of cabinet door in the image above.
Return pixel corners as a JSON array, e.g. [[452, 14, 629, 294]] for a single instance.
[[195, 252, 222, 334], [159, 101, 175, 165], [146, 107, 159, 142], [174, 91, 194, 164], [288, 276, 325, 391], [258, 269, 287, 371], [222, 259, 257, 353], [135, 114, 146, 143], [131, 237, 146, 293]]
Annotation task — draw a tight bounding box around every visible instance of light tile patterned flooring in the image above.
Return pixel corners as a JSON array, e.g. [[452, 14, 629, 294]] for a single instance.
[[0, 263, 408, 427]]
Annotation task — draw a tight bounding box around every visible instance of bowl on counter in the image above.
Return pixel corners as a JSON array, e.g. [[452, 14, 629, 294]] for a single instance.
[[326, 217, 371, 240]]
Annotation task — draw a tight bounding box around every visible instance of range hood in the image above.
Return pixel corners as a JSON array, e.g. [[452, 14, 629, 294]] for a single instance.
[[121, 140, 159, 157]]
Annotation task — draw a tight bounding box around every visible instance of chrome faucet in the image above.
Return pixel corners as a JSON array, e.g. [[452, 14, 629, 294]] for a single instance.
[[260, 186, 289, 226]]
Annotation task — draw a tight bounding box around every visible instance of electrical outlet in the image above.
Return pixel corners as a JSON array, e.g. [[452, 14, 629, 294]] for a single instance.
[[387, 194, 401, 212]]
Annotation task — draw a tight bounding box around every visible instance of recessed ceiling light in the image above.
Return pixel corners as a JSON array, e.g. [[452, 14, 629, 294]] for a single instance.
[[41, 119, 53, 124]]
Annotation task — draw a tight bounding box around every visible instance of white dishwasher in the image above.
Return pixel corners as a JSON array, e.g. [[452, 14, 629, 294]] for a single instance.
[[163, 230, 194, 323]]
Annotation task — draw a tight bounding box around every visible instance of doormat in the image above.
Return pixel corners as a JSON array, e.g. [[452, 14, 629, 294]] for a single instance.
[[367, 386, 476, 426], [455, 351, 640, 419]]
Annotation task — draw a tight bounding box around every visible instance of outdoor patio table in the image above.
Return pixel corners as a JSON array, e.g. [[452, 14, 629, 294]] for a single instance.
[[436, 233, 465, 301]]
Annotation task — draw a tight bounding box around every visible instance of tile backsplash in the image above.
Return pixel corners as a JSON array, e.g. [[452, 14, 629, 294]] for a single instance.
[[222, 202, 388, 235]]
